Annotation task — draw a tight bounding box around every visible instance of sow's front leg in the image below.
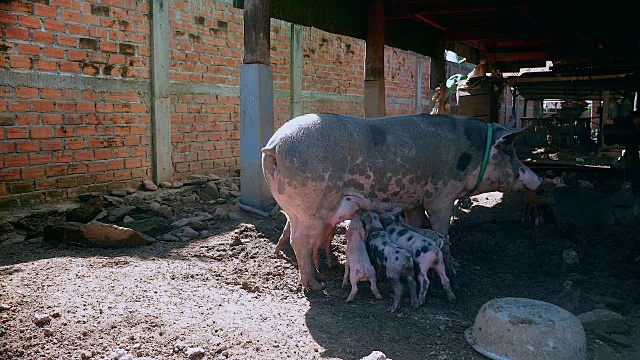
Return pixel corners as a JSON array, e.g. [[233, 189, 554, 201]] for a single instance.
[[424, 200, 458, 289]]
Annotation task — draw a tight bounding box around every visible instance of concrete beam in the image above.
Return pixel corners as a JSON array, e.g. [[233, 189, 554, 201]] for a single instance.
[[415, 56, 423, 113], [365, 0, 386, 118], [151, 0, 172, 184], [240, 64, 274, 210], [290, 24, 303, 118]]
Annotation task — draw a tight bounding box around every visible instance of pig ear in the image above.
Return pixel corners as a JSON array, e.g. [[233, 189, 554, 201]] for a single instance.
[[494, 126, 529, 149]]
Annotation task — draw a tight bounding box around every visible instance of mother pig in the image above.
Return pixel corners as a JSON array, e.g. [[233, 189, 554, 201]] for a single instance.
[[262, 113, 541, 290]]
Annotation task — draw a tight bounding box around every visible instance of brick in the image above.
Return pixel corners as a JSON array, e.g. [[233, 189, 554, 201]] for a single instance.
[[100, 41, 117, 52], [0, 185, 5, 197], [33, 31, 54, 44], [40, 88, 61, 99], [35, 179, 57, 190], [0, 143, 15, 154], [20, 15, 41, 28], [5, 154, 29, 167], [87, 138, 105, 149], [107, 159, 124, 170], [0, 196, 20, 209], [44, 19, 65, 32], [76, 102, 95, 113], [46, 165, 67, 176], [17, 141, 40, 152], [114, 170, 132, 181], [59, 61, 80, 73], [57, 176, 78, 188], [30, 126, 52, 138], [30, 153, 51, 165], [113, 148, 130, 158], [125, 158, 141, 169], [10, 1, 34, 13], [44, 47, 64, 59], [10, 182, 34, 194], [65, 139, 84, 150], [5, 28, 29, 41], [78, 175, 96, 185], [36, 59, 57, 71], [88, 162, 106, 173], [74, 150, 93, 161], [32, 100, 54, 113], [17, 114, 39, 126], [68, 49, 86, 61], [22, 167, 45, 180], [35, 4, 57, 18], [76, 126, 96, 136], [68, 164, 87, 174], [41, 139, 62, 150], [45, 190, 66, 200], [57, 35, 76, 46], [8, 101, 30, 112], [61, 9, 81, 22], [53, 152, 72, 163], [16, 87, 39, 98], [7, 128, 29, 139], [0, 169, 21, 182], [0, 12, 18, 26], [68, 23, 87, 35], [0, 114, 17, 126], [9, 56, 32, 70], [42, 114, 63, 125], [52, 0, 72, 9]]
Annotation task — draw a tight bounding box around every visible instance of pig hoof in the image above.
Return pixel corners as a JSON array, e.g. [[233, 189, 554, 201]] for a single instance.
[[447, 294, 457, 302], [315, 272, 327, 282], [374, 294, 383, 300]]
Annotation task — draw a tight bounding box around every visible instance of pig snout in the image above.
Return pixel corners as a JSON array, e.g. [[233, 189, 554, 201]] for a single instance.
[[518, 166, 542, 191]]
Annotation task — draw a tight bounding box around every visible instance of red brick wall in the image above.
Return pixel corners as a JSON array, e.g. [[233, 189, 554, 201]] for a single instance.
[[1, 0, 151, 207], [1, 0, 436, 207]]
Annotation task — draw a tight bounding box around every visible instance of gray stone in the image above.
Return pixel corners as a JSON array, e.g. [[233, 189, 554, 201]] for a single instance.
[[159, 234, 180, 242], [181, 194, 200, 203], [187, 221, 208, 231], [184, 176, 208, 185], [93, 209, 109, 221], [122, 216, 134, 223], [577, 309, 629, 334], [208, 174, 221, 181], [562, 249, 580, 266], [159, 181, 172, 188], [230, 183, 239, 192], [147, 201, 173, 218], [200, 230, 210, 238], [233, 167, 241, 176], [230, 191, 241, 198], [171, 213, 214, 228], [66, 199, 105, 223], [108, 206, 136, 223], [172, 181, 184, 188], [123, 217, 170, 237], [186, 347, 205, 358], [0, 303, 11, 311], [360, 351, 390, 360], [593, 342, 622, 360], [1, 235, 27, 246], [595, 330, 633, 347], [78, 192, 101, 202], [143, 179, 158, 191], [219, 187, 231, 199], [102, 195, 125, 206], [213, 208, 229, 220], [34, 313, 52, 324], [43, 222, 86, 246], [180, 227, 199, 240], [80, 221, 155, 247], [200, 181, 220, 200], [215, 198, 227, 204], [109, 189, 128, 198], [125, 187, 138, 195]]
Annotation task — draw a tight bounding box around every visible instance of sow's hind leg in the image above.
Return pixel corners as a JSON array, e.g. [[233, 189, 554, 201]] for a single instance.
[[289, 218, 330, 290]]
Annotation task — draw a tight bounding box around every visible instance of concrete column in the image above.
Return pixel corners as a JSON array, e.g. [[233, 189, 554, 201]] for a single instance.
[[240, 0, 275, 211], [151, 0, 172, 184], [290, 24, 303, 118], [364, 0, 385, 118], [415, 56, 422, 114]]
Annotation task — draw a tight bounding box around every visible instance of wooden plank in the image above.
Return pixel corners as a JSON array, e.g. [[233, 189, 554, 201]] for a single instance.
[[429, 36, 445, 90], [485, 51, 550, 63], [243, 0, 271, 65], [365, 0, 385, 118]]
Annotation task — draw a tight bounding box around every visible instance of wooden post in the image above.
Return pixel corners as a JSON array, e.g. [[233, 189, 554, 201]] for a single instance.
[[415, 56, 422, 114], [429, 37, 446, 93], [240, 0, 275, 211], [364, 0, 385, 118], [151, 0, 172, 184]]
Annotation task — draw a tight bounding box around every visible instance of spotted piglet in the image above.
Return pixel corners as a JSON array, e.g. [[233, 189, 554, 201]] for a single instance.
[[342, 213, 383, 302], [378, 212, 456, 306], [361, 211, 418, 312]]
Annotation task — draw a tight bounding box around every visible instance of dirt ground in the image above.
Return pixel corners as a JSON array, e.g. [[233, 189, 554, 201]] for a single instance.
[[1, 188, 639, 360]]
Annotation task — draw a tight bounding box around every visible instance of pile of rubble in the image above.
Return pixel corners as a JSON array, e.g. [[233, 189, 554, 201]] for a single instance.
[[0, 174, 244, 247]]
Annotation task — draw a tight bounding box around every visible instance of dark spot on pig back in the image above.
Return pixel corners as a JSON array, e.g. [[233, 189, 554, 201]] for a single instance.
[[421, 245, 430, 253], [397, 229, 408, 237], [456, 152, 472, 172], [344, 179, 365, 191], [368, 124, 387, 147]]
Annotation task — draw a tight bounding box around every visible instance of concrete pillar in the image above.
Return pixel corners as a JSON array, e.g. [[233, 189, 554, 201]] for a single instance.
[[240, 0, 275, 211], [290, 24, 303, 119], [364, 0, 385, 118], [151, 0, 172, 184]]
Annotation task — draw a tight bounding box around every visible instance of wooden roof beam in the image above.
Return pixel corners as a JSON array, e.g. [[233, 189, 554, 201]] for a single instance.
[[484, 51, 550, 63]]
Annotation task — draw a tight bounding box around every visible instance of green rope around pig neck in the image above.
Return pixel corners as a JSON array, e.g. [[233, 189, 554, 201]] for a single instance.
[[468, 122, 493, 195]]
